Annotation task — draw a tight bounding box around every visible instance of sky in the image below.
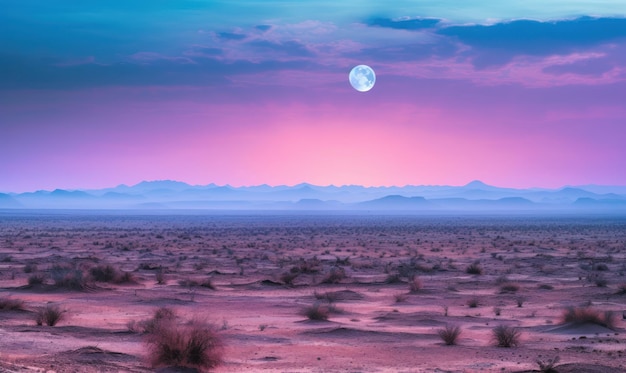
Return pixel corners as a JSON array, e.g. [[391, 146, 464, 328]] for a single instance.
[[2, 1, 626, 193]]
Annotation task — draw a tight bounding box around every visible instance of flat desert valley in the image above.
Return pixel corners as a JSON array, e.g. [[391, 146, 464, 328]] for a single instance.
[[1, 211, 626, 372]]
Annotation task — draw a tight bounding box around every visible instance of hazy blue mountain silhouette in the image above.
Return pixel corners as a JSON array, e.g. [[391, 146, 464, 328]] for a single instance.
[[3, 180, 625, 211]]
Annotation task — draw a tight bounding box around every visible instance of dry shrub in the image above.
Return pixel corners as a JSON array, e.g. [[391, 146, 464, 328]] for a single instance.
[[50, 265, 89, 290], [466, 263, 483, 275], [36, 304, 65, 326], [499, 283, 520, 293], [303, 302, 329, 321], [0, 297, 25, 311], [492, 325, 521, 347], [28, 273, 46, 286], [537, 355, 560, 373], [561, 306, 616, 329], [146, 317, 223, 371], [437, 324, 461, 345], [89, 264, 117, 282], [280, 271, 298, 286], [467, 297, 480, 308], [114, 271, 137, 284]]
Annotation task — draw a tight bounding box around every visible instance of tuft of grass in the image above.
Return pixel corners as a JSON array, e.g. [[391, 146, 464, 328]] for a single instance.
[[499, 283, 520, 293], [538, 284, 554, 290], [146, 318, 223, 371], [0, 297, 25, 311], [50, 265, 89, 291], [616, 283, 626, 295], [537, 355, 560, 373], [492, 325, 521, 347], [89, 264, 117, 282], [303, 302, 329, 321], [467, 297, 480, 308], [437, 324, 461, 346], [561, 306, 616, 329], [27, 273, 46, 286], [466, 263, 483, 275], [114, 271, 137, 284], [36, 304, 65, 326]]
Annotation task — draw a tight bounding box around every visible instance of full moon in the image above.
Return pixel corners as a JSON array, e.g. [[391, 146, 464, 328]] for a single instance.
[[349, 65, 376, 92]]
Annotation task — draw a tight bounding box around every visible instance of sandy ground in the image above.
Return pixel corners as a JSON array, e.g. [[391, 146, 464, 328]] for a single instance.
[[0, 212, 625, 372]]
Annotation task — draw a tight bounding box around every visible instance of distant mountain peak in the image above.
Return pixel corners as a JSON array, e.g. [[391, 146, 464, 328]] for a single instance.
[[464, 180, 490, 188]]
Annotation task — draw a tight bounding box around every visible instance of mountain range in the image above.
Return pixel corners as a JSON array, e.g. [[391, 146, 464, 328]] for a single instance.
[[1, 180, 625, 212]]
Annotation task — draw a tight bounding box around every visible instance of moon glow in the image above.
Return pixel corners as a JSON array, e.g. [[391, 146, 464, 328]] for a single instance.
[[349, 65, 376, 92]]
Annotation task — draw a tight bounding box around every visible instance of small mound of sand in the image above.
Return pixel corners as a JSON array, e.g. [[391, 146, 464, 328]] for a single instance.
[[545, 322, 614, 335]]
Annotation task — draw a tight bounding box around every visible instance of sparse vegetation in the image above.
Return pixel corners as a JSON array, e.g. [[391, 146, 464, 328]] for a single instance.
[[28, 273, 46, 286], [466, 263, 483, 275], [437, 324, 461, 345], [499, 283, 520, 293], [146, 316, 223, 371], [36, 304, 65, 326], [537, 355, 560, 373], [561, 306, 616, 329], [303, 302, 329, 321], [0, 297, 25, 311], [492, 325, 521, 347], [467, 297, 480, 308]]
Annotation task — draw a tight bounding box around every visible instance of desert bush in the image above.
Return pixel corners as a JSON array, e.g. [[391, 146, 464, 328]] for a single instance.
[[28, 274, 46, 286], [437, 324, 461, 345], [321, 266, 346, 284], [616, 283, 626, 295], [516, 296, 526, 308], [561, 306, 615, 329], [492, 325, 521, 347], [467, 297, 480, 308], [537, 355, 560, 373], [408, 276, 422, 293], [280, 271, 298, 286], [50, 265, 89, 290], [23, 264, 37, 273], [0, 297, 25, 311], [499, 283, 520, 293], [36, 305, 65, 326], [303, 302, 329, 321], [115, 271, 137, 284], [89, 264, 118, 282], [384, 273, 403, 284], [538, 284, 554, 290], [466, 263, 483, 275], [146, 318, 223, 371]]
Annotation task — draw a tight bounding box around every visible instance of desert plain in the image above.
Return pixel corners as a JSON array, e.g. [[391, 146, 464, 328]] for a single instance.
[[0, 211, 625, 372]]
